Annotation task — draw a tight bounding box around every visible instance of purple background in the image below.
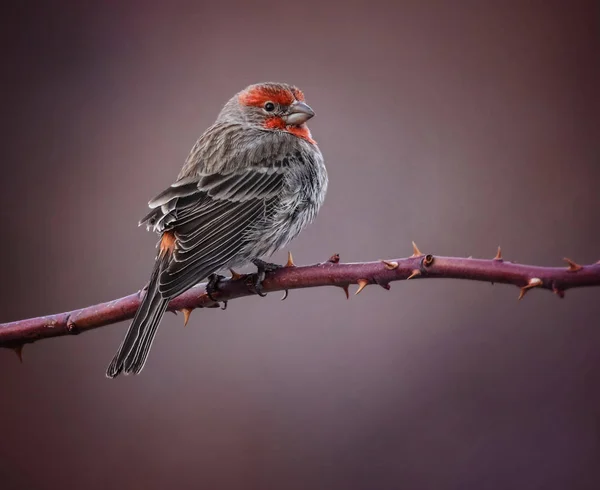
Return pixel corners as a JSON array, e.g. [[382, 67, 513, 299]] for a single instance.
[[1, 1, 599, 489]]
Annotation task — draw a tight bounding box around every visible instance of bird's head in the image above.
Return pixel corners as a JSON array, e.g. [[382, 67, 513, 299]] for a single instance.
[[220, 82, 316, 144]]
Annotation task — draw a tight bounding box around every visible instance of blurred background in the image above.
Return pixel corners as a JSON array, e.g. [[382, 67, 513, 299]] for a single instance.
[[1, 1, 599, 489]]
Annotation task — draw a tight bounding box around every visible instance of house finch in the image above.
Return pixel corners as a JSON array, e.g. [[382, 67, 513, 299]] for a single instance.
[[106, 82, 328, 378]]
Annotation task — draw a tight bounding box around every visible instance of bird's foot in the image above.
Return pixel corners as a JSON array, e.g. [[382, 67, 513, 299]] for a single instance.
[[249, 259, 282, 297], [206, 273, 227, 310]]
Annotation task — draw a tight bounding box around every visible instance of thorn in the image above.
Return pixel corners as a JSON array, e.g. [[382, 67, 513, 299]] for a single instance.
[[220, 301, 228, 310], [381, 260, 398, 270], [467, 256, 473, 259], [553, 287, 565, 298], [328, 253, 340, 264], [229, 268, 243, 280], [374, 277, 391, 290], [181, 308, 193, 327], [355, 279, 369, 295], [494, 247, 503, 261], [170, 310, 178, 316], [406, 269, 421, 280], [563, 258, 582, 272], [11, 345, 23, 363], [66, 315, 79, 334], [518, 277, 543, 300], [341, 285, 349, 299], [285, 251, 296, 268], [411, 241, 423, 257], [281, 289, 289, 301]]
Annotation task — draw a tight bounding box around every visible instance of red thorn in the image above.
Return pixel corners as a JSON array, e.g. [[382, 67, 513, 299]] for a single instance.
[[494, 247, 503, 261], [229, 268, 243, 280], [328, 253, 340, 264], [181, 308, 193, 327], [379, 282, 391, 290], [553, 287, 565, 298], [381, 260, 398, 270], [12, 345, 23, 363], [518, 278, 543, 300], [406, 269, 421, 280], [355, 279, 369, 295], [285, 251, 296, 268], [341, 285, 349, 299], [411, 241, 423, 257], [563, 258, 583, 272]]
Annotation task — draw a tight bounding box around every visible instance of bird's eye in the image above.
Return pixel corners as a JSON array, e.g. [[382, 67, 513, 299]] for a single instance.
[[264, 102, 275, 112]]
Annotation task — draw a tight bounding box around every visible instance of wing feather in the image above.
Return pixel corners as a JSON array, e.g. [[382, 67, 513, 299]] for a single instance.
[[140, 165, 286, 299]]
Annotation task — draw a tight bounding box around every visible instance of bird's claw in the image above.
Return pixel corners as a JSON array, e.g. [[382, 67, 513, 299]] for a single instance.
[[206, 273, 227, 308], [249, 259, 282, 297]]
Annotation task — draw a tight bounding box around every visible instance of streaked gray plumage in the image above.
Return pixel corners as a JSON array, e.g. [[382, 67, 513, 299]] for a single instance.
[[106, 82, 327, 377]]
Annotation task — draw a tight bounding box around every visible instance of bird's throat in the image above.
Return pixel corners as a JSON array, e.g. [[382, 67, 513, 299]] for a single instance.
[[264, 118, 316, 145]]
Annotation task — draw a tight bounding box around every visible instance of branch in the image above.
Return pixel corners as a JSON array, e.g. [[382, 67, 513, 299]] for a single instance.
[[2, 244, 600, 359]]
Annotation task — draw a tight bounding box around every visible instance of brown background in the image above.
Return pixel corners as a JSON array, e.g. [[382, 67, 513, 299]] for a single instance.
[[1, 1, 599, 489]]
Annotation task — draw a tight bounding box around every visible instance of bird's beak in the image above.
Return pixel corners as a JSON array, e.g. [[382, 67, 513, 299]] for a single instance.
[[284, 101, 315, 126]]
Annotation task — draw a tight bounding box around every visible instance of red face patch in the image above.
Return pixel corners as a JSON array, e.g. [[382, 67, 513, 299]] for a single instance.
[[239, 85, 303, 108], [240, 85, 315, 144], [287, 125, 315, 145], [265, 117, 315, 144], [264, 118, 286, 130]]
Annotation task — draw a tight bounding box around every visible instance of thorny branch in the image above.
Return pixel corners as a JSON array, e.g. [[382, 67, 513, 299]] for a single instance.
[[2, 244, 600, 361]]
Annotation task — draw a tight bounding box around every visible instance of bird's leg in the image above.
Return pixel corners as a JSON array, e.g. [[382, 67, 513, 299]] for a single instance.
[[250, 258, 282, 297], [206, 273, 227, 309]]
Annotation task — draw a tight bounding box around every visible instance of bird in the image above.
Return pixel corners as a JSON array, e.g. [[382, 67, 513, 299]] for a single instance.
[[106, 82, 328, 378]]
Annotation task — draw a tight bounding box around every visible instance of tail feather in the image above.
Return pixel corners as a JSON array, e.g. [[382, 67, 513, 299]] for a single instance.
[[106, 256, 170, 378], [123, 297, 169, 374]]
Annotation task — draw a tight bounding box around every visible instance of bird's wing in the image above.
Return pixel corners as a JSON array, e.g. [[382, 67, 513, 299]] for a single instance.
[[140, 163, 287, 298]]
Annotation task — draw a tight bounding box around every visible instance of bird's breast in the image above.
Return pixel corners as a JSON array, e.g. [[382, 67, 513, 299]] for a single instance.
[[247, 144, 327, 257]]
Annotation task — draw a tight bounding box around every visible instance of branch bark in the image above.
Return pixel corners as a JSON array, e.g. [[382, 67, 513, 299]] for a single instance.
[[2, 245, 600, 355]]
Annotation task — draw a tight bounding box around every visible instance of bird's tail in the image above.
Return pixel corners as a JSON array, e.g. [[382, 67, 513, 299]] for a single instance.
[[106, 253, 170, 378]]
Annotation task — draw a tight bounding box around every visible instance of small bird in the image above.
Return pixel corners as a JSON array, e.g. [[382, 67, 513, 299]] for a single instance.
[[106, 82, 328, 377]]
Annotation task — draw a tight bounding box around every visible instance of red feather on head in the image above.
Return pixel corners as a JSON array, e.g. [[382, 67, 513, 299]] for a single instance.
[[239, 84, 315, 144], [239, 85, 304, 107]]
